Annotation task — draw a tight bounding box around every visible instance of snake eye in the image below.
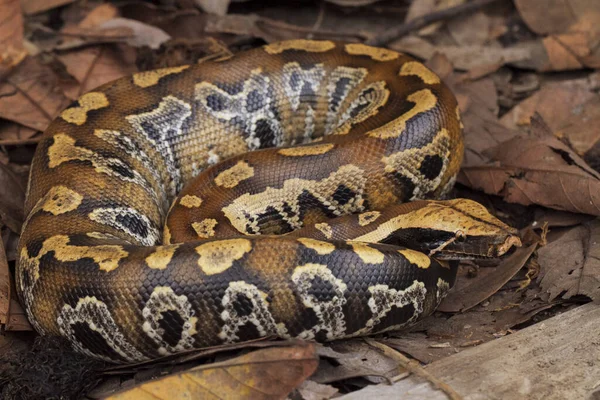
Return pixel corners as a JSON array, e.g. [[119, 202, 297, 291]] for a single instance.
[[455, 231, 466, 242]]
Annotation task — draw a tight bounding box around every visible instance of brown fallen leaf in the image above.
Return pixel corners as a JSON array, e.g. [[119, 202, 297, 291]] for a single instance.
[[0, 236, 9, 326], [78, 3, 120, 29], [390, 35, 532, 71], [537, 219, 600, 302], [0, 162, 25, 233], [500, 78, 597, 134], [514, 0, 597, 35], [459, 115, 600, 216], [0, 0, 27, 77], [194, 0, 231, 16], [296, 380, 339, 400], [514, 1, 600, 71], [57, 45, 137, 99], [312, 340, 403, 385], [438, 244, 536, 313], [0, 121, 38, 145], [21, 0, 75, 15], [106, 343, 318, 400], [99, 19, 171, 49], [405, 0, 466, 36], [0, 56, 71, 131]]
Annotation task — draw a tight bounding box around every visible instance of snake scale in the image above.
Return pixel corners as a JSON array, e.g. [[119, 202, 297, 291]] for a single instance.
[[17, 40, 521, 363]]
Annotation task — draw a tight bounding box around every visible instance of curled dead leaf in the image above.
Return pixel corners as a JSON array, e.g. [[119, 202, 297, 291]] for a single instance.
[[0, 57, 70, 131], [459, 115, 600, 216], [537, 219, 600, 302], [438, 244, 537, 312], [106, 343, 318, 400]]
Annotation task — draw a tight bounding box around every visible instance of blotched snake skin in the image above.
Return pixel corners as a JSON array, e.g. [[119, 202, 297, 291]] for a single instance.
[[17, 40, 521, 363]]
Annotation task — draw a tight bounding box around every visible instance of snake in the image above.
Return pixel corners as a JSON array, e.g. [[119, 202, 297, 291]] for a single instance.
[[17, 40, 521, 363]]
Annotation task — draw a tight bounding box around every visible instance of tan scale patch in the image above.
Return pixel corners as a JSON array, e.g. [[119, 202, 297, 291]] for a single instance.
[[163, 225, 172, 245], [456, 105, 464, 129], [344, 43, 399, 61], [214, 160, 254, 188], [399, 62, 441, 85], [264, 39, 335, 54], [358, 211, 381, 226], [278, 143, 334, 157], [196, 238, 252, 275], [132, 66, 189, 88], [368, 89, 438, 139], [180, 195, 203, 208], [351, 242, 385, 264], [315, 223, 333, 239], [192, 218, 218, 239], [146, 245, 180, 270], [26, 235, 128, 272], [398, 249, 430, 269], [61, 92, 109, 125], [297, 238, 335, 255], [41, 186, 82, 215]]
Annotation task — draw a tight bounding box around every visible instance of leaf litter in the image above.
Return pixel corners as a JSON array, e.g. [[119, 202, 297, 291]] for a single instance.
[[0, 0, 599, 399]]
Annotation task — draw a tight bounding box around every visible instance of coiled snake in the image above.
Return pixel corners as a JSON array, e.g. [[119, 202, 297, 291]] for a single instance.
[[17, 40, 521, 363]]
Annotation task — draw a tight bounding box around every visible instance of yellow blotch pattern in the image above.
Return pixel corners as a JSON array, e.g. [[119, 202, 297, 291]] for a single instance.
[[180, 195, 203, 208], [146, 245, 180, 270], [196, 239, 252, 275], [192, 219, 218, 239], [368, 89, 437, 139], [132, 66, 189, 88], [214, 161, 254, 188], [345, 43, 400, 61], [61, 92, 109, 126], [399, 62, 441, 85], [297, 238, 336, 255], [398, 249, 431, 269], [351, 242, 385, 264], [264, 39, 336, 54], [278, 143, 334, 156]]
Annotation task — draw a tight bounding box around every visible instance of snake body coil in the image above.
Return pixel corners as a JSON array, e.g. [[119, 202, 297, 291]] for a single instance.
[[18, 40, 519, 363]]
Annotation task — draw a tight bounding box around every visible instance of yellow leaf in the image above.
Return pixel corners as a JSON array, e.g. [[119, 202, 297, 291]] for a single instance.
[[106, 343, 318, 400]]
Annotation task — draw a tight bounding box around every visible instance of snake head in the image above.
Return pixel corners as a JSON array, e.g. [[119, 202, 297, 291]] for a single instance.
[[379, 199, 522, 260]]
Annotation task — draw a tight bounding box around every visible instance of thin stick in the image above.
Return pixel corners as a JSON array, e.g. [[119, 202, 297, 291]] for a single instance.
[[365, 0, 501, 47], [366, 339, 463, 400]]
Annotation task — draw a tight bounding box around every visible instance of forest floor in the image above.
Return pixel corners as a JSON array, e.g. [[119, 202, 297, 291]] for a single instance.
[[0, 0, 599, 399]]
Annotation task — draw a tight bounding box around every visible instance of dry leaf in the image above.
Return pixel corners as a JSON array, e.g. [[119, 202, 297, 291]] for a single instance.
[[390, 35, 531, 71], [438, 244, 536, 313], [537, 219, 600, 301], [312, 341, 402, 384], [0, 163, 26, 233], [0, 121, 38, 145], [57, 45, 137, 99], [0, 237, 9, 326], [500, 78, 596, 131], [0, 56, 70, 131], [21, 0, 75, 15], [447, 11, 491, 46], [78, 3, 120, 29], [514, 0, 600, 35], [296, 380, 339, 400], [405, 0, 466, 36], [459, 115, 600, 216], [106, 344, 318, 400], [99, 19, 171, 49], [194, 0, 231, 16], [0, 0, 27, 76]]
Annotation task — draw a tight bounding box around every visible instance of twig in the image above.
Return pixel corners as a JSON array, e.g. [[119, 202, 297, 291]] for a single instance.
[[0, 137, 41, 146], [365, 339, 463, 400], [365, 0, 502, 47]]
